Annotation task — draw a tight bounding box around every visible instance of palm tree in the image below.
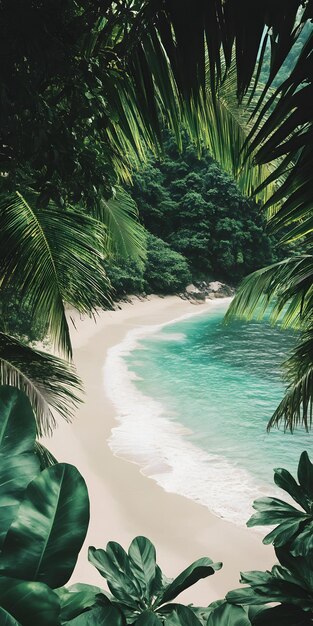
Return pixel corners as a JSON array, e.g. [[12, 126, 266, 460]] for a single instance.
[[1, 0, 312, 431], [0, 188, 146, 432]]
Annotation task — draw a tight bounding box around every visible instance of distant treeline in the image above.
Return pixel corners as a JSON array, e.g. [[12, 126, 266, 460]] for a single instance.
[[107, 134, 286, 298]]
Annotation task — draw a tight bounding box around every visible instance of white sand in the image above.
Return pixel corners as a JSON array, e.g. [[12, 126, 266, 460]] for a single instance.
[[44, 295, 274, 604]]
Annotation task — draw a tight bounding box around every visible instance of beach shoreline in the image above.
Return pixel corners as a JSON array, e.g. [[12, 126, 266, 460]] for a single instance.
[[43, 295, 275, 604]]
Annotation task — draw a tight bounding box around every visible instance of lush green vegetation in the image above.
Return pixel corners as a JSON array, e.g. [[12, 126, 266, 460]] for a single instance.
[[1, 385, 313, 625], [0, 0, 311, 430], [106, 233, 191, 298], [131, 135, 276, 282], [0, 5, 312, 626]]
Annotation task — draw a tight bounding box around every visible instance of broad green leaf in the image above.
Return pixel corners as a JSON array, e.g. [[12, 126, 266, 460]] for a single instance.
[[150, 565, 163, 597], [262, 519, 305, 548], [0, 576, 60, 626], [252, 604, 312, 625], [239, 571, 272, 586], [106, 542, 131, 572], [128, 536, 157, 600], [0, 607, 21, 625], [65, 604, 125, 625], [247, 462, 313, 556], [89, 604, 126, 626], [57, 584, 101, 621], [274, 468, 309, 511], [275, 547, 313, 590], [0, 386, 39, 548], [157, 558, 222, 605], [228, 568, 313, 610], [0, 386, 37, 456], [226, 587, 270, 606], [207, 602, 251, 626], [88, 547, 141, 607], [292, 522, 313, 556], [247, 497, 306, 527], [0, 463, 89, 588], [135, 611, 163, 626], [164, 605, 202, 626], [297, 452, 313, 500]]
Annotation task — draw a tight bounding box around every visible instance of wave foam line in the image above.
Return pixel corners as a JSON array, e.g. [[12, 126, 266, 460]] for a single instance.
[[104, 298, 269, 527]]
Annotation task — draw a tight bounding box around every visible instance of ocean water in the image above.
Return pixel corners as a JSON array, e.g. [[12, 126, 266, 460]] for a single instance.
[[105, 299, 311, 526]]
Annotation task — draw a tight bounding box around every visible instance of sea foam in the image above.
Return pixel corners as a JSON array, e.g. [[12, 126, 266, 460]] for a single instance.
[[104, 299, 271, 527]]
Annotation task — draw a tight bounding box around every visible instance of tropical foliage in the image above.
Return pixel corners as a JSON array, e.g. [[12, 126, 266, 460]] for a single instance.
[[218, 9, 313, 431], [130, 134, 277, 283], [0, 385, 91, 625], [0, 333, 81, 436], [2, 383, 313, 624], [106, 233, 191, 297], [0, 384, 224, 626], [87, 537, 221, 625], [0, 0, 312, 431], [247, 451, 313, 557], [223, 452, 313, 625]]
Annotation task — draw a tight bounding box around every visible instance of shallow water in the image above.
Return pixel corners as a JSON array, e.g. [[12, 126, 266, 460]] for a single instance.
[[105, 300, 311, 526]]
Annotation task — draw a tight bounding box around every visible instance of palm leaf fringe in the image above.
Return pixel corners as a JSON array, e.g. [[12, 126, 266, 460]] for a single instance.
[[225, 256, 313, 330], [0, 192, 112, 357], [269, 329, 313, 432], [0, 332, 82, 436], [34, 442, 58, 469], [98, 187, 147, 260]]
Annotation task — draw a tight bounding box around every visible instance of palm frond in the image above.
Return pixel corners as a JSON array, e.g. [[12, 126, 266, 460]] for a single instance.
[[245, 26, 313, 240], [98, 187, 147, 260], [119, 4, 311, 237], [226, 255, 313, 330], [201, 63, 281, 205], [0, 192, 112, 357], [34, 442, 58, 469], [268, 328, 313, 432], [0, 332, 82, 436]]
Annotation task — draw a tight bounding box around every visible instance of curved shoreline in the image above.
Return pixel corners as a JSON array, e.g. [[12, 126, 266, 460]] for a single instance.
[[44, 295, 275, 604], [104, 298, 269, 528]]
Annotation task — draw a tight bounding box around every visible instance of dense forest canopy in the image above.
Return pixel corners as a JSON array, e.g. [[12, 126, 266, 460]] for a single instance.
[[131, 137, 275, 281], [107, 131, 295, 298]]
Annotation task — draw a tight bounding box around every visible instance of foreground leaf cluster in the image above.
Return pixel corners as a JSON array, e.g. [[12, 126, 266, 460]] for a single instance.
[[1, 384, 313, 625]]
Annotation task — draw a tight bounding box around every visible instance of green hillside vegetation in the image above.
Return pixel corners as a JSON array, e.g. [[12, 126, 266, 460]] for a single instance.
[[107, 135, 281, 297], [106, 233, 191, 297]]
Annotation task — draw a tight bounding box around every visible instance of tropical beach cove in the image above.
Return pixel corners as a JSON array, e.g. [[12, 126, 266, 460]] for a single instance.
[[43, 295, 279, 605]]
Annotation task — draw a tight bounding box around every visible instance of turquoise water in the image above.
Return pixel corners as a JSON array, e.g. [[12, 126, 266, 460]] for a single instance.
[[106, 300, 311, 525]]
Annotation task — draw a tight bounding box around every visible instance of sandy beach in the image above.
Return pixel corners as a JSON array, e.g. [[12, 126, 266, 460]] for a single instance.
[[44, 295, 275, 605]]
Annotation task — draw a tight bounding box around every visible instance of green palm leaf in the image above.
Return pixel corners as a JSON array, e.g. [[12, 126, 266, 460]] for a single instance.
[[225, 256, 313, 329], [0, 332, 82, 436], [268, 330, 313, 431], [33, 442, 57, 470], [0, 192, 111, 358], [98, 188, 147, 260], [226, 257, 313, 430], [202, 63, 280, 207]]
